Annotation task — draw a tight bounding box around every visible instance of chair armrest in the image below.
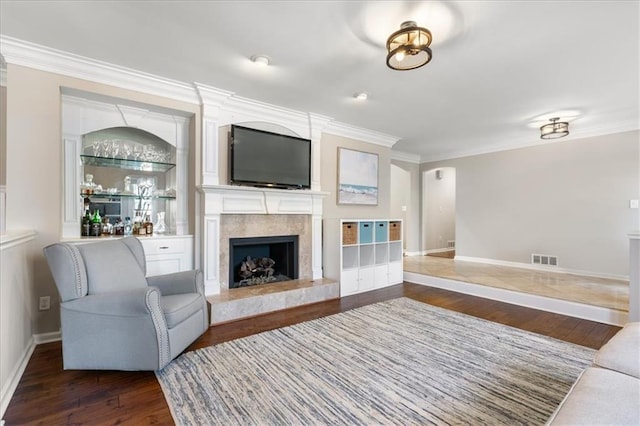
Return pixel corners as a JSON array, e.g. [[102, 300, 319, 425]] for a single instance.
[[61, 287, 161, 316], [146, 270, 204, 296]]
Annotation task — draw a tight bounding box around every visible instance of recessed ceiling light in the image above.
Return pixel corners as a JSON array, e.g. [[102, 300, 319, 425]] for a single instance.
[[354, 92, 368, 100], [250, 55, 270, 67]]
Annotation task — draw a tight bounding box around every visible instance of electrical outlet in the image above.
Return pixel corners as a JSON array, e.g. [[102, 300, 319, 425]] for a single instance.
[[630, 199, 639, 209], [39, 296, 51, 311]]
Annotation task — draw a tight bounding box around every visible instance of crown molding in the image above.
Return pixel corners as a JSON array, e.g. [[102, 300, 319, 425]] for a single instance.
[[1, 35, 405, 147], [420, 121, 640, 164], [0, 35, 199, 105], [194, 82, 234, 110], [391, 150, 421, 164], [324, 121, 400, 147]]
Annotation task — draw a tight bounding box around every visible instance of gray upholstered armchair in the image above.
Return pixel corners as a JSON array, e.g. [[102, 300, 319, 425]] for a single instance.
[[43, 236, 208, 371]]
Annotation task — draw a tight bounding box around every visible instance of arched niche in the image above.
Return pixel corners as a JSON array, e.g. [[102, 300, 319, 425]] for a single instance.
[[61, 93, 191, 239]]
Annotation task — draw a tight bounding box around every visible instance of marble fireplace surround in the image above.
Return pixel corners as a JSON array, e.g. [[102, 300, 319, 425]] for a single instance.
[[221, 214, 312, 289], [200, 184, 326, 296]]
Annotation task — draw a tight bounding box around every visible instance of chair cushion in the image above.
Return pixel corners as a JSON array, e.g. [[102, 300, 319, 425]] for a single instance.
[[77, 239, 148, 295], [593, 322, 640, 378], [161, 293, 204, 329], [546, 367, 640, 425]]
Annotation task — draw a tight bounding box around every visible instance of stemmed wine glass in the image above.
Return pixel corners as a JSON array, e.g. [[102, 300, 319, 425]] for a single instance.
[[133, 144, 142, 161], [122, 142, 132, 160], [92, 140, 100, 157], [111, 140, 120, 159], [101, 140, 112, 158]]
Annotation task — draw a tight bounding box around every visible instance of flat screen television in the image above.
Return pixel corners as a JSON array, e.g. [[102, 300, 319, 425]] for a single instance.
[[229, 125, 311, 189]]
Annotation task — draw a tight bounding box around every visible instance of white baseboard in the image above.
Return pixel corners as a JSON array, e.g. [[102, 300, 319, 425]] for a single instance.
[[0, 337, 35, 419], [454, 255, 629, 281], [426, 248, 455, 254], [0, 330, 60, 420], [404, 271, 628, 326], [34, 330, 62, 344]]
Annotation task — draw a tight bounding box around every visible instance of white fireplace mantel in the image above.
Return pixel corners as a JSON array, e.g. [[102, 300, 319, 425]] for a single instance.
[[198, 184, 327, 295]]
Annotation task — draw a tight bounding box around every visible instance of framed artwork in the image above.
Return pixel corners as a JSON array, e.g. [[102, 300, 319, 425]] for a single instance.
[[337, 147, 378, 205]]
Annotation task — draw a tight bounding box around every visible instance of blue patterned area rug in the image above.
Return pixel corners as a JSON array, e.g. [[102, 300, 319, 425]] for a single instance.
[[156, 298, 594, 425]]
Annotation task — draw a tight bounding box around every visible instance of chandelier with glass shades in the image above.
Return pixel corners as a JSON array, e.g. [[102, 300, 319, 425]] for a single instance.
[[386, 21, 433, 70]]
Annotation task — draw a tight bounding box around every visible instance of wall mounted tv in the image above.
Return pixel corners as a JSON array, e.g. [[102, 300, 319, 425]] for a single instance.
[[229, 124, 311, 190]]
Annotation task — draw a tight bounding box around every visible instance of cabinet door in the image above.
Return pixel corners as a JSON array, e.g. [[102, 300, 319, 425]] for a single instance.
[[358, 267, 375, 292], [146, 257, 183, 276], [374, 264, 389, 289], [388, 261, 404, 284], [340, 269, 359, 296]]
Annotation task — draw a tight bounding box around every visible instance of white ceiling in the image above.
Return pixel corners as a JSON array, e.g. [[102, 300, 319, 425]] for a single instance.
[[1, 1, 638, 162]]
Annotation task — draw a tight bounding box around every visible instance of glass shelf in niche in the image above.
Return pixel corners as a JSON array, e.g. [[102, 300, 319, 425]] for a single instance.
[[80, 155, 176, 173], [80, 192, 176, 200]]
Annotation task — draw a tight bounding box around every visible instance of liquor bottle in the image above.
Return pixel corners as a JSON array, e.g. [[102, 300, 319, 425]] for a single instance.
[[101, 217, 112, 236], [90, 210, 102, 237], [114, 217, 124, 236], [144, 215, 153, 236], [81, 210, 91, 237], [124, 217, 133, 236], [135, 214, 146, 236]]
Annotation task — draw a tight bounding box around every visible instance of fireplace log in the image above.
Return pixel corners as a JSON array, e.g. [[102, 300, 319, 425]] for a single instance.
[[239, 256, 275, 280]]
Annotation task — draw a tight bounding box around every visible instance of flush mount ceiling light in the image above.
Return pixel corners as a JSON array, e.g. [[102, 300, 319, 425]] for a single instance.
[[250, 54, 270, 67], [540, 117, 569, 140], [386, 21, 433, 70], [354, 92, 368, 100]]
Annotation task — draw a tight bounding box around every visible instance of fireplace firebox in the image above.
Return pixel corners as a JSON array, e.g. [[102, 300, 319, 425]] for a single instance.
[[229, 235, 298, 288]]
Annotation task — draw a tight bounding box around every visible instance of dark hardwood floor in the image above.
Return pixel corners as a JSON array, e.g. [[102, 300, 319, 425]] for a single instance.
[[3, 283, 621, 425]]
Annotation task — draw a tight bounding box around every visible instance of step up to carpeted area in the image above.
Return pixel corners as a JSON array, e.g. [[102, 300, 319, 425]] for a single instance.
[[206, 278, 339, 325]]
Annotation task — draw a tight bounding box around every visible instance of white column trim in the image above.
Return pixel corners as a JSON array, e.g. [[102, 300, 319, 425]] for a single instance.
[[203, 214, 221, 295], [62, 136, 81, 238]]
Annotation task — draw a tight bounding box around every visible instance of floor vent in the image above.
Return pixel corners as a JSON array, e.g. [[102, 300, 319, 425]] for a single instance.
[[531, 253, 558, 266], [447, 240, 456, 249]]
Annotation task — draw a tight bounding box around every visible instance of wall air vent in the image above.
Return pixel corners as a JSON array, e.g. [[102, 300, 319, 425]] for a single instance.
[[531, 253, 558, 266], [447, 240, 456, 249]]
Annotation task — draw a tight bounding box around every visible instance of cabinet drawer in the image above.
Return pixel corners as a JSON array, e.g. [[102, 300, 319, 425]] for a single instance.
[[139, 237, 187, 255]]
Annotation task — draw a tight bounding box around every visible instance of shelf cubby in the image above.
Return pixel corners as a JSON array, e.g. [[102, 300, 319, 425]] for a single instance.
[[342, 246, 359, 270], [375, 243, 389, 265], [390, 241, 403, 263], [359, 244, 375, 267]]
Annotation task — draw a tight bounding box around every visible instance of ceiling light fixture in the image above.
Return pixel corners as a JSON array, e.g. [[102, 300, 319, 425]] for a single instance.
[[354, 92, 368, 100], [386, 21, 433, 71], [250, 55, 270, 67], [540, 117, 569, 140]]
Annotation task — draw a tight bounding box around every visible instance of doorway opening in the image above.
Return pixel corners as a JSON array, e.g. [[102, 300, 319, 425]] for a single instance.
[[422, 167, 456, 258]]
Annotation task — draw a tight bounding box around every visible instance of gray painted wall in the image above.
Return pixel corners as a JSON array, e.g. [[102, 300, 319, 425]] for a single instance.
[[420, 130, 640, 277], [390, 160, 421, 253], [423, 167, 456, 251]]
